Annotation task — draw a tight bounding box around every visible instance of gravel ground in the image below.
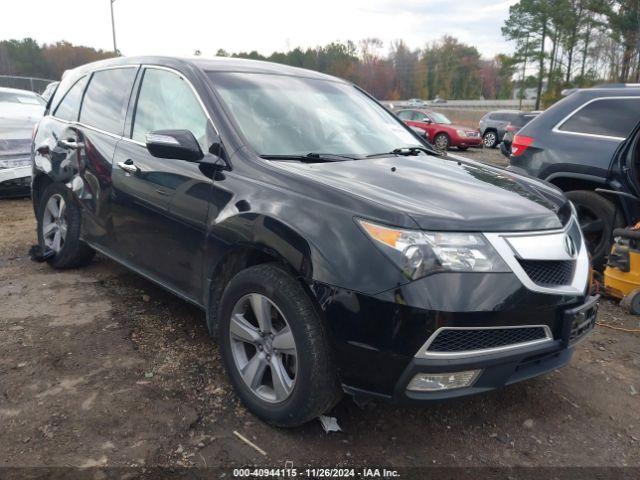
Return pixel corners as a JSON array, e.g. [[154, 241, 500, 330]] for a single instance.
[[1, 149, 639, 473]]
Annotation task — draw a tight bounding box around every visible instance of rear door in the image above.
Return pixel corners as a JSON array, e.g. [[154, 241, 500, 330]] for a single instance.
[[33, 67, 138, 253], [548, 96, 640, 180], [75, 66, 139, 252], [110, 66, 217, 301]]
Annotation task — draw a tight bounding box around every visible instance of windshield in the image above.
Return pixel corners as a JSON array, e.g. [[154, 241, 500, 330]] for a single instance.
[[207, 72, 421, 157], [429, 111, 452, 125]]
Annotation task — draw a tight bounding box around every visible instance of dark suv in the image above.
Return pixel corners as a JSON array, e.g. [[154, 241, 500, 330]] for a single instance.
[[507, 87, 640, 267], [31, 56, 597, 427]]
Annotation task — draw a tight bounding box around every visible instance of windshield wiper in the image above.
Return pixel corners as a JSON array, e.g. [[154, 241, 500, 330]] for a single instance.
[[365, 146, 435, 158], [261, 153, 358, 162]]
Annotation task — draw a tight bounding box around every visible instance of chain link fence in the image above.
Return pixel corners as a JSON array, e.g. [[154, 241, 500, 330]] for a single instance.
[[0, 75, 56, 94]]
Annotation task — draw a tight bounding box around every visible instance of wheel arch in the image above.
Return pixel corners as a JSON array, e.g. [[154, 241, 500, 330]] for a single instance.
[[31, 172, 54, 214], [546, 174, 626, 222], [545, 174, 606, 193], [203, 214, 318, 336]]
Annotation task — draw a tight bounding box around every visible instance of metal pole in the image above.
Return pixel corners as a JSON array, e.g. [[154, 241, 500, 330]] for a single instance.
[[519, 33, 529, 111], [110, 0, 117, 53]]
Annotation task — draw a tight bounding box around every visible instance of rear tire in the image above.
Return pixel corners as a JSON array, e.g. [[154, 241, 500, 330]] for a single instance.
[[218, 264, 341, 427], [566, 190, 624, 270], [36, 183, 95, 269]]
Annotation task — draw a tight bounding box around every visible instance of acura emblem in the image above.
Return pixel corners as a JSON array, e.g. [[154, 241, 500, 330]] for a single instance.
[[563, 234, 576, 257]]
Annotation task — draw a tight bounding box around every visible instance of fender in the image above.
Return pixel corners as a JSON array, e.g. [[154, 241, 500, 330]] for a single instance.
[[203, 213, 316, 286], [544, 172, 607, 185]]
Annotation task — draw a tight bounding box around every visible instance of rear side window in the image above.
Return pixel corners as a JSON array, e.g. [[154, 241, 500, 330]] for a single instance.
[[132, 68, 211, 149], [53, 76, 87, 121], [397, 110, 413, 120], [80, 68, 137, 135], [493, 113, 517, 122], [559, 98, 640, 138], [512, 114, 536, 128]]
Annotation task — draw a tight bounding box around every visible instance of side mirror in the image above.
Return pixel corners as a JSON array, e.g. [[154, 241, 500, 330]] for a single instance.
[[421, 117, 432, 124], [145, 130, 204, 162]]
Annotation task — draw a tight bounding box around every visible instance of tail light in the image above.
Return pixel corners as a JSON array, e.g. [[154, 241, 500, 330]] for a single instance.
[[511, 134, 533, 157]]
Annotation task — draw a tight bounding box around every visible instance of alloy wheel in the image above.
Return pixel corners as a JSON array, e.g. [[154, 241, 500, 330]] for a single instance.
[[42, 194, 67, 253], [434, 134, 449, 151], [483, 132, 497, 148], [229, 293, 297, 403]]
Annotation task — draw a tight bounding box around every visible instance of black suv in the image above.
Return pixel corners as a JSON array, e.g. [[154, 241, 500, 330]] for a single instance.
[[32, 56, 597, 427], [507, 86, 640, 267]]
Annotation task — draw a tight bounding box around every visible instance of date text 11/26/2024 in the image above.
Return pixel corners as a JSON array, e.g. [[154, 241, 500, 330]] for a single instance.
[[232, 467, 401, 478]]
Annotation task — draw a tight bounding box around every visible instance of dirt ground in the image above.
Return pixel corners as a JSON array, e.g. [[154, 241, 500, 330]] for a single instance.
[[1, 148, 639, 473]]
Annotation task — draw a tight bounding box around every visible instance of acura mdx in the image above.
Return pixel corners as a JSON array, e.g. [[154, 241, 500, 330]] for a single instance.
[[31, 56, 598, 427]]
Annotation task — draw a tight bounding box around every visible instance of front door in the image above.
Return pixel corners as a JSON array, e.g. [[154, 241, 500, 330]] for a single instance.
[[407, 111, 436, 138], [110, 67, 218, 302]]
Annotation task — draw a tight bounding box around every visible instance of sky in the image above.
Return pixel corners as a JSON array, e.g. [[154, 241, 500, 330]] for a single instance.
[[1, 0, 518, 59]]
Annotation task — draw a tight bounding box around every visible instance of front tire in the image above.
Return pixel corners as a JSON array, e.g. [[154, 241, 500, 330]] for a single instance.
[[36, 183, 95, 269], [433, 133, 450, 151], [218, 264, 341, 427], [566, 190, 624, 270], [483, 130, 498, 148]]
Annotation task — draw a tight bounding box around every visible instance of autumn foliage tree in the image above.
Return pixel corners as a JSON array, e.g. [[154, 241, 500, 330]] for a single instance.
[[0, 38, 117, 80]]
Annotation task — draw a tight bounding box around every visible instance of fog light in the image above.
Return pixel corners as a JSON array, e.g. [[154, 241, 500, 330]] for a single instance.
[[407, 370, 481, 392]]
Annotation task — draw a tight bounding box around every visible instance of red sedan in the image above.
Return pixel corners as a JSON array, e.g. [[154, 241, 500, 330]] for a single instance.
[[396, 109, 482, 151]]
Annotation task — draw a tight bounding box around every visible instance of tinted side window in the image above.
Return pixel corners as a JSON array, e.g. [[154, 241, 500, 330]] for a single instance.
[[559, 98, 640, 138], [80, 68, 137, 135], [53, 77, 87, 121], [494, 113, 514, 122], [513, 114, 537, 128], [132, 68, 211, 150]]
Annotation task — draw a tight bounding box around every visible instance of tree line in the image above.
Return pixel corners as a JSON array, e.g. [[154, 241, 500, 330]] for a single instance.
[[212, 36, 516, 101], [1, 36, 516, 101], [3, 0, 639, 108], [503, 0, 640, 108], [0, 38, 116, 81]]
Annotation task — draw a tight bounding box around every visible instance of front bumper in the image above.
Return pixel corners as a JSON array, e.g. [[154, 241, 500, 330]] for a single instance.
[[453, 136, 482, 148], [349, 339, 574, 403], [317, 269, 596, 402], [0, 165, 31, 197]]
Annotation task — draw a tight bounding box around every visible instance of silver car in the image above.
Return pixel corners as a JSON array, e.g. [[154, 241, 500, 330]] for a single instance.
[[0, 87, 45, 197]]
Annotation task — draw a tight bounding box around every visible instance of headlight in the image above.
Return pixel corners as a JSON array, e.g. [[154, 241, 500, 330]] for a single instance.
[[358, 219, 509, 280], [456, 129, 467, 137], [0, 157, 31, 169]]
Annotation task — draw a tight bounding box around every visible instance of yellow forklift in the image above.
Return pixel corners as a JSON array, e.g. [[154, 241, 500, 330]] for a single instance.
[[604, 225, 640, 314]]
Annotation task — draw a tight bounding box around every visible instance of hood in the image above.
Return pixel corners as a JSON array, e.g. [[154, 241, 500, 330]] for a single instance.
[[0, 103, 44, 122], [443, 123, 476, 132], [274, 154, 568, 232]]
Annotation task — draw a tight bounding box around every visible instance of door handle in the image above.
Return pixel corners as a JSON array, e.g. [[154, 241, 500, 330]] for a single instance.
[[58, 138, 83, 150], [117, 159, 139, 174]]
